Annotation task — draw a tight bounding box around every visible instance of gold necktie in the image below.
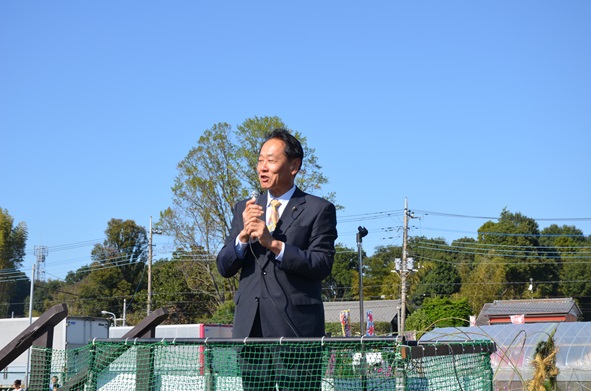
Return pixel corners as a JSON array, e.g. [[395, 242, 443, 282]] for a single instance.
[[267, 199, 282, 232]]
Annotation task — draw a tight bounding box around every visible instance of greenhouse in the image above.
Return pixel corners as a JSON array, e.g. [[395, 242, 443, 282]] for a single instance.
[[421, 321, 591, 391]]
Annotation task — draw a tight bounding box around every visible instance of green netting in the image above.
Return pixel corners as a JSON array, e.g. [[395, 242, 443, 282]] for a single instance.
[[27, 340, 493, 391]]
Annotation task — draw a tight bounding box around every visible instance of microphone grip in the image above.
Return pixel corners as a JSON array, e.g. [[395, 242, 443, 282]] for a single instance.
[[249, 191, 259, 242]]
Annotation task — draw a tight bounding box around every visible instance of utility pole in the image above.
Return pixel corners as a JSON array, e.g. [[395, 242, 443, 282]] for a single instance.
[[399, 198, 415, 337], [147, 216, 162, 315]]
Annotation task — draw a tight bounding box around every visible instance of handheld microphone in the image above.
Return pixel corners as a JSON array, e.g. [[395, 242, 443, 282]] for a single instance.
[[250, 191, 259, 242]]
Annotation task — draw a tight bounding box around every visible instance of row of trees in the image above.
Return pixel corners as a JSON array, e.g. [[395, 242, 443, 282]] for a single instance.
[[2, 208, 590, 330], [2, 116, 590, 333]]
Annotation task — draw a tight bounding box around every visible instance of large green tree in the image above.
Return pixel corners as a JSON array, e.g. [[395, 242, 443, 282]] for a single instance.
[[0, 208, 28, 317], [450, 237, 478, 286], [541, 224, 591, 320], [407, 237, 461, 308], [460, 255, 507, 314], [354, 245, 401, 301], [322, 244, 357, 301], [52, 219, 148, 317], [150, 257, 213, 323], [477, 209, 558, 299], [159, 117, 334, 314]]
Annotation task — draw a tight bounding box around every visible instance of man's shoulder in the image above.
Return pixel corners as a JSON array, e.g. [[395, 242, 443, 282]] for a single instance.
[[233, 196, 250, 210], [296, 189, 334, 208]]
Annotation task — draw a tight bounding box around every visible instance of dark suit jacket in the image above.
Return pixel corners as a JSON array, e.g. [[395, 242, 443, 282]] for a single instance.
[[217, 187, 337, 338]]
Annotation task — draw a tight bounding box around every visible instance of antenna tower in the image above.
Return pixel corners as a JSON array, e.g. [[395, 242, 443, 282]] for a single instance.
[[34, 246, 48, 282]]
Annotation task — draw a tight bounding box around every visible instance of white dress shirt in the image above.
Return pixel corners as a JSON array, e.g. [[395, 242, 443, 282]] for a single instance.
[[235, 186, 296, 261]]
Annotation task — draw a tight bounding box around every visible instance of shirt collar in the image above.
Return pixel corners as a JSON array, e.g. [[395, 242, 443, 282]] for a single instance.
[[267, 185, 296, 206]]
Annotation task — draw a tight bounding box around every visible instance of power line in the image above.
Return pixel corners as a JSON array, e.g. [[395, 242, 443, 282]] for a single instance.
[[338, 209, 404, 223], [415, 244, 591, 258], [24, 238, 105, 254], [448, 241, 591, 249], [417, 254, 591, 266], [412, 210, 591, 222]]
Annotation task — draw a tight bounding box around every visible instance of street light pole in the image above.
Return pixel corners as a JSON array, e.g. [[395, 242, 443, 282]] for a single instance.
[[122, 298, 127, 326], [357, 226, 368, 335], [147, 216, 153, 315], [101, 310, 117, 326]]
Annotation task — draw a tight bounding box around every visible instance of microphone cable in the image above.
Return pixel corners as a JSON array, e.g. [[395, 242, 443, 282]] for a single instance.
[[242, 191, 320, 383], [248, 240, 302, 338], [247, 190, 302, 337]]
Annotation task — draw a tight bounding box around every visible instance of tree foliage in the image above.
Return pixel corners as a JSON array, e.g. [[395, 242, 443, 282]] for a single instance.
[[477, 209, 558, 299], [0, 208, 28, 317], [540, 224, 591, 320], [359, 245, 401, 300], [407, 237, 461, 308], [44, 219, 148, 317], [150, 258, 212, 323], [406, 296, 471, 336], [158, 116, 335, 313], [322, 244, 357, 301], [460, 255, 507, 314]]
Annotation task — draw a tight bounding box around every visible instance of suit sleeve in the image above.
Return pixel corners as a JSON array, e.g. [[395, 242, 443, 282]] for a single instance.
[[278, 200, 337, 281], [216, 201, 246, 278]]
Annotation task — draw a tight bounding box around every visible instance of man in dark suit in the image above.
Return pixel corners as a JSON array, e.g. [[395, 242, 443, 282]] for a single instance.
[[217, 128, 337, 390]]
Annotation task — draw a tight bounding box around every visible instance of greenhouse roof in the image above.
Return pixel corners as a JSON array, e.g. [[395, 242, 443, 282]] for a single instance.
[[420, 322, 591, 382]]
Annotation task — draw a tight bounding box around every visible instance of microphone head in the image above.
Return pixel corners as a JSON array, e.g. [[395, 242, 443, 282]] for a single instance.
[[250, 191, 259, 200]]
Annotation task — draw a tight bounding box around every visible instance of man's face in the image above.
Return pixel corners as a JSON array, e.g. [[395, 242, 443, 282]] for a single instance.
[[257, 138, 299, 197]]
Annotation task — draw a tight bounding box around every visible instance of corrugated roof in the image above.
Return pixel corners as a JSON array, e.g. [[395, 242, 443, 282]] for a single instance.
[[479, 297, 582, 317], [323, 300, 401, 323]]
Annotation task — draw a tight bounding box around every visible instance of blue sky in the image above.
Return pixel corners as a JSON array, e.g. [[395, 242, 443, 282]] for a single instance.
[[2, 1, 590, 280]]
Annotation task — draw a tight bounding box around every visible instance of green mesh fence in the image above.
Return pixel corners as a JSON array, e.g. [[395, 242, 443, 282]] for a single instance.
[[27, 339, 494, 391]]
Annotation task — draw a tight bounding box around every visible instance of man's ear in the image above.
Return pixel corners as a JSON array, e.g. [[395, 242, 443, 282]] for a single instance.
[[290, 158, 302, 174]]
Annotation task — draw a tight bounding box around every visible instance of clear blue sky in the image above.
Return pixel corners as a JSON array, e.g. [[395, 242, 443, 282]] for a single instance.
[[2, 1, 590, 280]]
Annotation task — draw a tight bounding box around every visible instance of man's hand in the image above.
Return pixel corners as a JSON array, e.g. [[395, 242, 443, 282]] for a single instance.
[[249, 214, 284, 255], [239, 198, 283, 255], [239, 197, 264, 243]]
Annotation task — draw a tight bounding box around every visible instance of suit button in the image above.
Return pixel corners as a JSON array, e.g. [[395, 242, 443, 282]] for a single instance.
[[255, 297, 259, 302], [263, 271, 267, 275]]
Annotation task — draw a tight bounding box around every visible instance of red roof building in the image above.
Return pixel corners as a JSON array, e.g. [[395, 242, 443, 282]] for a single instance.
[[476, 298, 582, 326]]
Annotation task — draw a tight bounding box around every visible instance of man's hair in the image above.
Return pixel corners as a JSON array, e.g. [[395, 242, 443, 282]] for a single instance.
[[14, 380, 21, 386], [264, 128, 304, 169]]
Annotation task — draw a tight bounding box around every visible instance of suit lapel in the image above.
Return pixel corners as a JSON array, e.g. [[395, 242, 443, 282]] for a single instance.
[[275, 189, 306, 235], [261, 188, 306, 269]]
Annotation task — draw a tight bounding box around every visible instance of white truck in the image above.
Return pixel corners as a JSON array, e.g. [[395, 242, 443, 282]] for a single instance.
[[0, 316, 109, 389]]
